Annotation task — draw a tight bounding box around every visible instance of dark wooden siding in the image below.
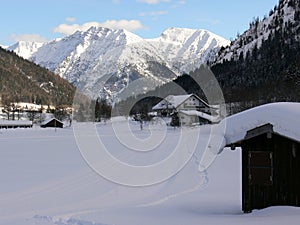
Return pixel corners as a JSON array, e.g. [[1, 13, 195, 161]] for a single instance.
[[242, 133, 300, 212]]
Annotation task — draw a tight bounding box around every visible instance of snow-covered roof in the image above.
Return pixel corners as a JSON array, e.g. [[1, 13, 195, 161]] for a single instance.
[[41, 118, 63, 126], [223, 102, 300, 147], [152, 94, 208, 110], [152, 94, 191, 110], [179, 110, 219, 123], [0, 120, 32, 126]]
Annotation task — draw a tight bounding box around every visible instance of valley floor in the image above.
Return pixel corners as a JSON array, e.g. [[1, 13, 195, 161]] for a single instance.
[[0, 119, 299, 225]]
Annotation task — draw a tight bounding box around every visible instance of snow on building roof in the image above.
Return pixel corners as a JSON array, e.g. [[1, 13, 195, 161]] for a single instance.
[[223, 102, 300, 147], [152, 94, 209, 110], [41, 118, 63, 126], [0, 120, 32, 126], [199, 102, 300, 171], [179, 110, 219, 123], [152, 94, 191, 110]]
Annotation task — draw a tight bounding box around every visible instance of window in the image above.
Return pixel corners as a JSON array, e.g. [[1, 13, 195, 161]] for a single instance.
[[248, 151, 273, 186]]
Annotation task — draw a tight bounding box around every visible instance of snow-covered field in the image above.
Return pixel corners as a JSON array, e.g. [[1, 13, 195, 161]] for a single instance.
[[0, 117, 299, 225]]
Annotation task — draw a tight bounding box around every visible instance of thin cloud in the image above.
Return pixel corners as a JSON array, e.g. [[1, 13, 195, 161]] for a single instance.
[[137, 0, 171, 4], [66, 17, 76, 23], [101, 20, 144, 31], [172, 0, 186, 8], [53, 20, 145, 35], [11, 33, 48, 43], [139, 10, 168, 17]]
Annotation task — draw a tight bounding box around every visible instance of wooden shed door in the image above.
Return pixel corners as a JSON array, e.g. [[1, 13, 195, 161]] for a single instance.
[[248, 151, 273, 186]]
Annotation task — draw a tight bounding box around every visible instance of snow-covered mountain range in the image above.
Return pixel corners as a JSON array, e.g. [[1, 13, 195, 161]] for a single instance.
[[8, 27, 229, 100]]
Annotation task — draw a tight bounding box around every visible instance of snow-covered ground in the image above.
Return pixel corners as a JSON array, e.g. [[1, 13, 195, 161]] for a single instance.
[[0, 117, 300, 225]]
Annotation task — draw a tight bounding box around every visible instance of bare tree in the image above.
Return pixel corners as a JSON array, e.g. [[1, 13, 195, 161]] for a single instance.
[[27, 110, 38, 122]]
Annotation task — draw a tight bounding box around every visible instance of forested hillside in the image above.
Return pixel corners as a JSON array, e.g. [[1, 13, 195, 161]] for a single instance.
[[0, 47, 75, 106], [212, 0, 300, 102]]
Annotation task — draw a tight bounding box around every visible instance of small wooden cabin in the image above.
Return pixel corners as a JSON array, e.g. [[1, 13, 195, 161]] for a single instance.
[[41, 118, 64, 128], [228, 123, 300, 213]]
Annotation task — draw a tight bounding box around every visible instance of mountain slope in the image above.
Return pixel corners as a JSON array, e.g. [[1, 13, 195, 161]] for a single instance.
[[148, 27, 230, 73], [214, 0, 298, 64], [0, 47, 75, 106], [211, 0, 300, 103], [8, 27, 229, 100]]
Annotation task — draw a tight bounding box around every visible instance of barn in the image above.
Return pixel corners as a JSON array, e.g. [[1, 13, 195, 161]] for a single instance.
[[213, 102, 300, 213], [41, 118, 64, 128]]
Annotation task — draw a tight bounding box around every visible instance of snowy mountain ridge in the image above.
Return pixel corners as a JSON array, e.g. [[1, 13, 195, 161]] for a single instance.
[[8, 27, 229, 100], [7, 41, 45, 59], [149, 27, 229, 73]]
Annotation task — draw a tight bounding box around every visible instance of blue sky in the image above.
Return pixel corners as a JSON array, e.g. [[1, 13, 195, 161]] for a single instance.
[[1, 0, 279, 46]]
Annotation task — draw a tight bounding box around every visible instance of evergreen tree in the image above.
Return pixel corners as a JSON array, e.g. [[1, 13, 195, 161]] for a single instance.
[[170, 113, 180, 127]]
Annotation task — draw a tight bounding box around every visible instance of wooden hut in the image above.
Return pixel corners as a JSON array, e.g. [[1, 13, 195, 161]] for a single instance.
[[228, 123, 300, 213], [221, 103, 300, 213], [41, 118, 64, 128]]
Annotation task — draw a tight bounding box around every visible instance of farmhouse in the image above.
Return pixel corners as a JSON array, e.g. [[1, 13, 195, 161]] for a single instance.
[[152, 94, 219, 126], [219, 102, 300, 213]]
